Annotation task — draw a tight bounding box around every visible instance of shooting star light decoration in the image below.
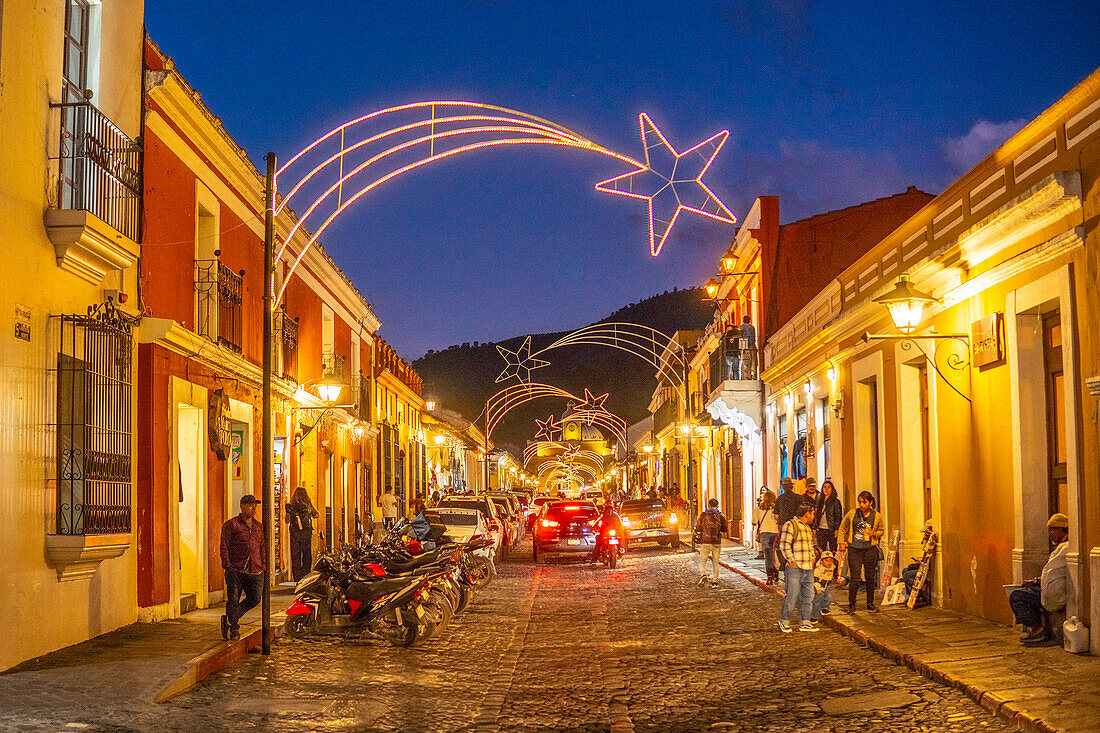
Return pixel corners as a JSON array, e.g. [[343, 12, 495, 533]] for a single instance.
[[595, 113, 736, 257], [495, 336, 550, 384]]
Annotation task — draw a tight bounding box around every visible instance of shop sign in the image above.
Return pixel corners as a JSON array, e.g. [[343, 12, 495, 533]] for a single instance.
[[971, 313, 1005, 368], [209, 388, 232, 460], [14, 303, 30, 342]]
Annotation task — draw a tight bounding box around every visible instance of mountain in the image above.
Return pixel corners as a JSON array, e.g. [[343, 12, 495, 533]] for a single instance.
[[412, 288, 715, 455]]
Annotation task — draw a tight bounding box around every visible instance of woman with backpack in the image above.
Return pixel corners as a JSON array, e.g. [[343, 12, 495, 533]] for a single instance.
[[753, 490, 779, 585], [285, 487, 319, 582]]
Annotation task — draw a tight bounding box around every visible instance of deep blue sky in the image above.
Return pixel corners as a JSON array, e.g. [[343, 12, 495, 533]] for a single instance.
[[146, 1, 1098, 359]]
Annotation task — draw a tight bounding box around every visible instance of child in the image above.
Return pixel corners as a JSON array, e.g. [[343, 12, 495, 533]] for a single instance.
[[811, 551, 838, 621]]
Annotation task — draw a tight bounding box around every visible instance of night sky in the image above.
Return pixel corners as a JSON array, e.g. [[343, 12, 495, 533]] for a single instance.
[[145, 1, 1098, 360]]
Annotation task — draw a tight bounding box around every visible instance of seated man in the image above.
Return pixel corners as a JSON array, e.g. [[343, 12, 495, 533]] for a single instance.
[[901, 520, 938, 604], [1009, 513, 1069, 645]]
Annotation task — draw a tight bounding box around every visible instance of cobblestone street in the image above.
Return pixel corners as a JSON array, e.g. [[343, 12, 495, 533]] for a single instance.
[[153, 542, 1010, 733]]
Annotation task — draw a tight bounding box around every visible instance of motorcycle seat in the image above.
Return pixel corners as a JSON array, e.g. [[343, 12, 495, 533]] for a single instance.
[[345, 577, 412, 602]]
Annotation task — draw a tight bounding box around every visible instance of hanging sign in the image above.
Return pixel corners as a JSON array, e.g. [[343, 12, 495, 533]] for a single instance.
[[209, 388, 232, 460], [971, 313, 1005, 369]]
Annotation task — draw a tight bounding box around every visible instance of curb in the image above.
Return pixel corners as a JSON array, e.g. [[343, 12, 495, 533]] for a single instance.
[[153, 624, 282, 703], [718, 559, 1060, 733]]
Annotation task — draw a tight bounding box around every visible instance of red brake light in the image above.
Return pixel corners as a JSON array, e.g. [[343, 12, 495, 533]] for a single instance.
[[541, 519, 559, 528], [608, 529, 617, 536]]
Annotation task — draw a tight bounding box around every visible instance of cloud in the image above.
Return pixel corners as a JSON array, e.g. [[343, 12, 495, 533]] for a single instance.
[[729, 140, 923, 223], [941, 119, 1027, 175]]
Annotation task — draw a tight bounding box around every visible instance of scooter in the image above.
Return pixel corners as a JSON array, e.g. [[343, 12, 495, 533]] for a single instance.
[[283, 554, 437, 647], [593, 527, 626, 569]]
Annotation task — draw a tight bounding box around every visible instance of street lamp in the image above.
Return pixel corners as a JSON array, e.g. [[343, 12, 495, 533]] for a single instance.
[[315, 373, 346, 404], [872, 273, 938, 334]]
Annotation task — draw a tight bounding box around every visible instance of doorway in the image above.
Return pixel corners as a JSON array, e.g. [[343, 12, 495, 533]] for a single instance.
[[175, 404, 205, 612]]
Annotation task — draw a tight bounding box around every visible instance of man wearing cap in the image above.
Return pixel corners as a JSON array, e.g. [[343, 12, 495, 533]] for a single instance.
[[773, 477, 806, 529], [219, 494, 266, 641], [1009, 513, 1069, 645]]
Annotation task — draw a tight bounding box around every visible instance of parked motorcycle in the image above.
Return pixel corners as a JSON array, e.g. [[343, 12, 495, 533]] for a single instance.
[[283, 553, 437, 646]]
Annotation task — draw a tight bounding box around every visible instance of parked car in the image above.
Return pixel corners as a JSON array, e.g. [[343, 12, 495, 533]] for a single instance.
[[526, 496, 556, 532], [486, 494, 521, 550], [532, 500, 600, 563], [618, 498, 680, 549], [431, 506, 495, 562], [437, 496, 505, 558]]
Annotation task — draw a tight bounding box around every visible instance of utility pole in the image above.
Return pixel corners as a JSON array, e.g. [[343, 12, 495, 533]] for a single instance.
[[682, 343, 695, 552], [261, 152, 276, 654]]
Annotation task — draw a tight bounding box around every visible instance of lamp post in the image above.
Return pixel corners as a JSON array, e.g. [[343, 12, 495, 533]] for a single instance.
[[260, 153, 276, 655]]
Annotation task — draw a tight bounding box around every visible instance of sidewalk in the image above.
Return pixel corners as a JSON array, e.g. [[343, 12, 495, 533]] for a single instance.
[[718, 543, 1100, 733], [0, 585, 291, 722]]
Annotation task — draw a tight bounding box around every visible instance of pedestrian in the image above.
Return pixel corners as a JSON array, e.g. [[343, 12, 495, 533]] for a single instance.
[[285, 486, 318, 582], [694, 498, 728, 588], [773, 477, 805, 528], [1009, 513, 1068, 645], [219, 494, 265, 641], [778, 502, 818, 633], [804, 476, 819, 505], [754, 490, 779, 584], [723, 323, 741, 379], [380, 486, 398, 530], [810, 551, 838, 621], [837, 490, 885, 613], [813, 479, 843, 552]]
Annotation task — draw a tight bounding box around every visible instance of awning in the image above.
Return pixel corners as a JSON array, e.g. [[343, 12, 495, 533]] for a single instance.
[[706, 388, 763, 439]]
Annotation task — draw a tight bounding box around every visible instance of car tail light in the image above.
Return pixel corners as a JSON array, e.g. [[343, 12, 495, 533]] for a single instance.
[[669, 513, 678, 524], [622, 517, 632, 527], [541, 519, 559, 528], [607, 529, 617, 536]]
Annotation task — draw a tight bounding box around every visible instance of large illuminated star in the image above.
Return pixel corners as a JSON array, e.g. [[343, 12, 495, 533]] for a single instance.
[[596, 113, 737, 256], [574, 388, 608, 413], [495, 336, 550, 383], [534, 415, 562, 441]]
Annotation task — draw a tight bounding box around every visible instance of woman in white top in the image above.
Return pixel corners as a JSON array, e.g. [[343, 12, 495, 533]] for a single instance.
[[753, 490, 779, 585]]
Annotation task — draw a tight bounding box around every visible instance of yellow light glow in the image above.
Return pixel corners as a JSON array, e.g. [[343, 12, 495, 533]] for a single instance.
[[704, 280, 719, 299]]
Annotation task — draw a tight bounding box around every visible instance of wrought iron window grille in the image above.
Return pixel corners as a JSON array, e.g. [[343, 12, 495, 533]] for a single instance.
[[53, 297, 133, 536], [277, 307, 299, 381], [195, 258, 244, 353]]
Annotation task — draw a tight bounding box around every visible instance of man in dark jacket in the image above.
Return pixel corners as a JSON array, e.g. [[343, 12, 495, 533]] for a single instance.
[[773, 477, 806, 528], [695, 499, 728, 588], [219, 494, 266, 640]]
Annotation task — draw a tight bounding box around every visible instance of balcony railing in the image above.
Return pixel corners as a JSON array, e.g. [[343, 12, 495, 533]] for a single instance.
[[653, 395, 680, 435], [195, 260, 244, 353], [709, 331, 759, 386], [278, 308, 299, 381], [52, 101, 142, 242]]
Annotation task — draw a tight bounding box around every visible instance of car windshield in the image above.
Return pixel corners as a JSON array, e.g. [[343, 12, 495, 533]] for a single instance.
[[545, 502, 598, 521], [437, 511, 478, 526], [621, 500, 665, 513], [439, 499, 495, 518]]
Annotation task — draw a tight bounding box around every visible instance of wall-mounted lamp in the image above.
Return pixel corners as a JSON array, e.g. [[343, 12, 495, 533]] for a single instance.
[[873, 273, 938, 334], [315, 373, 345, 405]]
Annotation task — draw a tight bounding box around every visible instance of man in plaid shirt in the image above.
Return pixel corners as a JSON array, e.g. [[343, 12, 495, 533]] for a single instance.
[[778, 501, 819, 632]]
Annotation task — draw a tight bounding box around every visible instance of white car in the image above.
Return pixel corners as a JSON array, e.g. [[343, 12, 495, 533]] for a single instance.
[[433, 505, 497, 561]]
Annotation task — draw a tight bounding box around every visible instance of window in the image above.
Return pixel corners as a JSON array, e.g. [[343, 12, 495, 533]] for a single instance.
[[778, 414, 788, 479], [1043, 311, 1067, 515], [819, 397, 831, 478], [55, 299, 132, 535], [793, 408, 807, 479]]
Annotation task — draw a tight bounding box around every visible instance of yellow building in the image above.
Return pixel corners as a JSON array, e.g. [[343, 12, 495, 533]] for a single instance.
[[763, 68, 1100, 651], [0, 0, 145, 669]]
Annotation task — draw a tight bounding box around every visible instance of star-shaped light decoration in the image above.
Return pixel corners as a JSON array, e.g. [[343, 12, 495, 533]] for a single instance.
[[596, 113, 737, 256], [574, 388, 608, 413], [495, 336, 550, 384], [561, 444, 581, 462], [534, 415, 562, 442]]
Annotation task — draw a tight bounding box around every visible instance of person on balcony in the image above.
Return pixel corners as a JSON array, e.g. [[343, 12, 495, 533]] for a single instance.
[[723, 324, 742, 380], [739, 316, 757, 379], [1009, 513, 1069, 646]]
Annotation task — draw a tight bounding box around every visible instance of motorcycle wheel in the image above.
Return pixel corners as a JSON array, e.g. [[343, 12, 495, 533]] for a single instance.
[[423, 588, 454, 634], [284, 612, 314, 638], [609, 550, 618, 569], [455, 584, 473, 613], [467, 556, 496, 588], [377, 607, 420, 647]]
